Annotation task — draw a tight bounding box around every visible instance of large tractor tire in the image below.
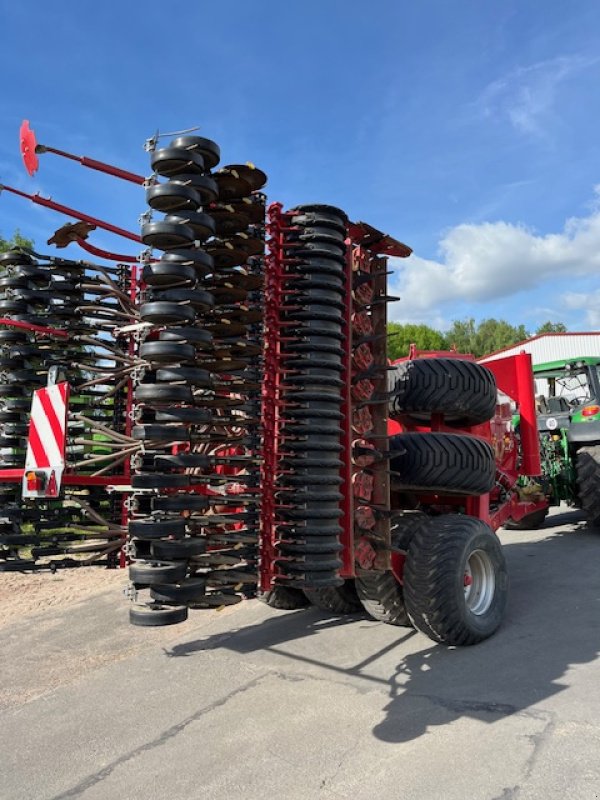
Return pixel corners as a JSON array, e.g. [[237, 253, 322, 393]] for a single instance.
[[304, 580, 362, 613], [355, 512, 428, 626], [261, 586, 311, 610], [403, 514, 508, 646], [390, 432, 496, 495], [390, 358, 497, 426], [576, 446, 600, 529]]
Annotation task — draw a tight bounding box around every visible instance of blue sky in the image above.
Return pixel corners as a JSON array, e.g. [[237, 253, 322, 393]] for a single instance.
[[1, 1, 600, 333]]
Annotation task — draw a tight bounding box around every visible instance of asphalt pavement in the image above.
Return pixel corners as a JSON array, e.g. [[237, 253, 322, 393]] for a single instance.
[[1, 506, 600, 800]]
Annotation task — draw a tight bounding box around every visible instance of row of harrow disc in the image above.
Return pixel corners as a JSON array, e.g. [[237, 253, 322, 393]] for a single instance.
[[128, 134, 267, 625], [272, 204, 349, 590], [0, 251, 131, 570]]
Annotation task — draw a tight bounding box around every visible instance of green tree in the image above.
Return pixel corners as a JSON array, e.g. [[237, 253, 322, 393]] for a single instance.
[[0, 230, 34, 253], [536, 321, 567, 334], [445, 317, 529, 358], [444, 318, 477, 355], [388, 322, 447, 360]]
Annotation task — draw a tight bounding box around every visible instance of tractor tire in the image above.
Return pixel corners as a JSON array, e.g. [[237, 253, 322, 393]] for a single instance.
[[403, 514, 508, 646], [303, 580, 362, 613], [390, 357, 497, 426], [505, 508, 549, 530], [355, 512, 428, 626], [391, 432, 496, 495], [576, 446, 600, 529], [261, 586, 311, 610]]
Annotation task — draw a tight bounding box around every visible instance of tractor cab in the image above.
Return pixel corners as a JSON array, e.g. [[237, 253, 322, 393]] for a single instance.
[[533, 357, 600, 435]]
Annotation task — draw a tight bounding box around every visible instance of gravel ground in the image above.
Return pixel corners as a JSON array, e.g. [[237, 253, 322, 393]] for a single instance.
[[0, 567, 128, 629], [2, 506, 600, 800]]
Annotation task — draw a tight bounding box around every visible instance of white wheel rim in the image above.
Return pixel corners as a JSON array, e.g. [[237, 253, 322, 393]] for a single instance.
[[463, 549, 495, 615]]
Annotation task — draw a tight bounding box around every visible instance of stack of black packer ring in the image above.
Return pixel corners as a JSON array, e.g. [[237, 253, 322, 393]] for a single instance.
[[129, 136, 267, 626], [274, 204, 349, 590], [198, 165, 266, 602], [0, 250, 131, 570]]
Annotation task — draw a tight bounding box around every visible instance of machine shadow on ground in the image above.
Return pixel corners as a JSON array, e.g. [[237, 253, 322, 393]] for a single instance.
[[166, 510, 600, 743]]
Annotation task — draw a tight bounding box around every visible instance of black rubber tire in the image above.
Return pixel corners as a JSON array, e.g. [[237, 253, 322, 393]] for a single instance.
[[0, 330, 28, 343], [146, 183, 202, 212], [141, 221, 196, 250], [139, 302, 196, 325], [303, 580, 361, 613], [151, 288, 214, 310], [169, 174, 219, 204], [131, 474, 190, 489], [170, 136, 221, 170], [153, 494, 209, 512], [152, 453, 210, 469], [155, 407, 213, 424], [155, 367, 213, 387], [165, 212, 215, 241], [576, 446, 600, 528], [355, 512, 429, 626], [150, 538, 206, 559], [0, 250, 35, 265], [390, 432, 496, 495], [129, 518, 187, 539], [132, 424, 190, 442], [150, 578, 207, 604], [139, 341, 196, 363], [283, 555, 343, 573], [129, 559, 188, 585], [403, 514, 508, 645], [390, 358, 497, 426], [161, 248, 214, 273], [142, 262, 197, 287], [505, 507, 549, 530], [134, 384, 194, 404], [129, 602, 188, 626], [261, 586, 311, 609], [159, 327, 213, 347], [150, 147, 205, 177]]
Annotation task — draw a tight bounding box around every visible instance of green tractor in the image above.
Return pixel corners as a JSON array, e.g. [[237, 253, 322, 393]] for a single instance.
[[528, 357, 600, 528]]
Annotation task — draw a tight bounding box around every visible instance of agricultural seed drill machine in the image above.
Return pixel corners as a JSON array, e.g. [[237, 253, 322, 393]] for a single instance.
[[0, 122, 545, 646]]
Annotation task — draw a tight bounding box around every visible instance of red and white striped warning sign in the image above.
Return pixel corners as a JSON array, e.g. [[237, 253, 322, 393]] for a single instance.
[[24, 382, 70, 469]]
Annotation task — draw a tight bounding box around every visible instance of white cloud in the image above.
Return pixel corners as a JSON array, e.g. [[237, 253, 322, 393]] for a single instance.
[[478, 54, 599, 138], [564, 289, 600, 327], [388, 194, 600, 322]]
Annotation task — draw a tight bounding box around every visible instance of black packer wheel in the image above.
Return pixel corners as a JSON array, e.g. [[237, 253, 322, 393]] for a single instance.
[[390, 432, 496, 495], [390, 357, 497, 426], [355, 512, 428, 626], [129, 602, 188, 626], [303, 580, 362, 613], [505, 507, 549, 530], [261, 586, 311, 610], [403, 514, 508, 646], [576, 446, 600, 529]]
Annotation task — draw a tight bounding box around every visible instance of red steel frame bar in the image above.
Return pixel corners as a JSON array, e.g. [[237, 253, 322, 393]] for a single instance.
[[0, 470, 130, 486], [75, 238, 141, 263], [259, 203, 282, 591], [368, 252, 391, 569], [338, 239, 355, 577], [0, 185, 141, 244], [37, 145, 145, 185], [0, 318, 69, 338], [489, 352, 541, 477]]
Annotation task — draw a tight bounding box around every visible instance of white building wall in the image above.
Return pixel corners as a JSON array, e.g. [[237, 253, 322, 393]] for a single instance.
[[480, 333, 600, 365]]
